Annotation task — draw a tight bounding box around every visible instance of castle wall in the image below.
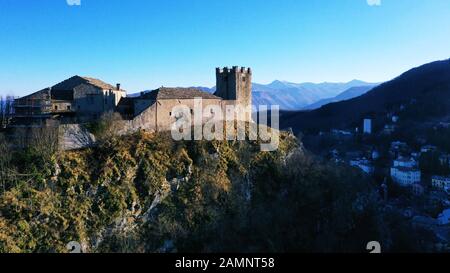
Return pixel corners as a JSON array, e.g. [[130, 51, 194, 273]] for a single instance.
[[156, 98, 224, 131], [121, 101, 158, 133], [120, 98, 224, 134], [134, 99, 155, 116], [221, 100, 253, 122], [59, 124, 96, 151], [52, 101, 73, 112], [72, 84, 104, 119], [235, 68, 252, 108], [72, 84, 125, 120], [215, 66, 252, 109], [14, 67, 254, 148]]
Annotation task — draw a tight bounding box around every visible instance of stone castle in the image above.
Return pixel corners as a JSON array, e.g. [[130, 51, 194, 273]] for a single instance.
[[12, 66, 253, 134]]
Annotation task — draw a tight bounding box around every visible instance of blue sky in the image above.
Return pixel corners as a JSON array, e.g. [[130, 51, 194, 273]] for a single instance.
[[0, 0, 449, 96]]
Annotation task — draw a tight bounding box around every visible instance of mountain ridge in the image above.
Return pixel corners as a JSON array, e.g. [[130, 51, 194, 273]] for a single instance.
[[280, 58, 450, 134], [131, 80, 377, 110], [302, 85, 377, 110]]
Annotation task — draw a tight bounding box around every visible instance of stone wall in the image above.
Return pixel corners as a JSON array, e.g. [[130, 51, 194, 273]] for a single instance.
[[155, 98, 224, 131], [59, 124, 96, 151], [215, 66, 252, 109], [121, 101, 158, 134], [121, 98, 226, 134], [58, 94, 252, 150], [52, 101, 73, 112], [72, 84, 125, 120]]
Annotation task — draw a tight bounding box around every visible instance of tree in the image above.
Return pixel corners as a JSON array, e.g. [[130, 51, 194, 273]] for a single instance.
[[0, 96, 5, 129], [87, 111, 124, 143], [0, 133, 12, 192], [0, 96, 14, 129]]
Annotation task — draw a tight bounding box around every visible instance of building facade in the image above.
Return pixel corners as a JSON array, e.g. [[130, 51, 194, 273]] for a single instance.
[[12, 67, 253, 133], [391, 167, 421, 186], [432, 176, 450, 193], [13, 76, 126, 125], [363, 118, 372, 134], [117, 66, 253, 133], [391, 157, 421, 186]]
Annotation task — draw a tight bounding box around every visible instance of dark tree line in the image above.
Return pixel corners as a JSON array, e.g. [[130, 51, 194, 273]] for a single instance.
[[0, 96, 14, 129]]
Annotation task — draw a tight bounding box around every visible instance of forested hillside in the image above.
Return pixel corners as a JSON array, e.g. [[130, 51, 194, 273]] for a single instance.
[[281, 59, 450, 133]]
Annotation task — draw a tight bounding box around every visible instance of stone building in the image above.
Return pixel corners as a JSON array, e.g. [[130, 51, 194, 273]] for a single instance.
[[117, 66, 253, 133], [390, 157, 421, 186], [432, 176, 450, 193], [118, 87, 224, 132], [13, 76, 125, 126], [215, 66, 252, 108], [12, 66, 253, 135]]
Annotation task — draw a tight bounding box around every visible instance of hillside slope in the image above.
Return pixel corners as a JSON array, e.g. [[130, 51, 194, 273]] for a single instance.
[[281, 59, 450, 134], [0, 130, 429, 253]]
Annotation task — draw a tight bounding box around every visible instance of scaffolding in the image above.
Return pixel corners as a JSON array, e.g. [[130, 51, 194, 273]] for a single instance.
[[13, 97, 53, 117]]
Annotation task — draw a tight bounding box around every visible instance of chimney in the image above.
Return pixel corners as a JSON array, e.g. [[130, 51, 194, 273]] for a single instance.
[[116, 83, 121, 90]]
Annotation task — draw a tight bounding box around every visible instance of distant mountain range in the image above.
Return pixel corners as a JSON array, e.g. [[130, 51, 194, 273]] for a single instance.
[[194, 80, 377, 110], [251, 80, 377, 110], [134, 80, 378, 111], [280, 58, 450, 134], [302, 85, 377, 110]]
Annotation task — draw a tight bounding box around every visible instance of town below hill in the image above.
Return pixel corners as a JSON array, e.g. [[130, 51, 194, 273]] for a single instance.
[[283, 59, 450, 247]]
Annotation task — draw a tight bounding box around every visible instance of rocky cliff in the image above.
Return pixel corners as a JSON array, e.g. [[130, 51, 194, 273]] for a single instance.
[[0, 130, 430, 253]]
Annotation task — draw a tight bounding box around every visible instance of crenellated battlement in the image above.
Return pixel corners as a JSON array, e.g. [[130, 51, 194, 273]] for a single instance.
[[216, 66, 252, 75], [215, 66, 252, 108]]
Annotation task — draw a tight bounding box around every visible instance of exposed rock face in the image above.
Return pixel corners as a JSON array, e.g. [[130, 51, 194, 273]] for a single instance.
[[142, 179, 171, 223], [59, 124, 96, 150]]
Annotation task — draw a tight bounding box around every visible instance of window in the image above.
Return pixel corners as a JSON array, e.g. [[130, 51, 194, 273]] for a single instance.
[[190, 109, 194, 115], [67, 106, 71, 110], [54, 105, 58, 111], [169, 112, 172, 116], [242, 76, 246, 82]]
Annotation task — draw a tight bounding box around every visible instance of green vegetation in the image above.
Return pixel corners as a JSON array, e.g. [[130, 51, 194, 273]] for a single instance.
[[85, 111, 124, 142], [0, 129, 429, 253]]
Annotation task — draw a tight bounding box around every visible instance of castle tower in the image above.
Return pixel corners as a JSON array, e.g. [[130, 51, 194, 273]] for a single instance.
[[215, 66, 252, 108]]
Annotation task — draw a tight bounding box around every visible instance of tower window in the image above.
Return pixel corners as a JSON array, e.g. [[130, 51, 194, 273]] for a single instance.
[[67, 106, 71, 110], [54, 105, 58, 110], [242, 76, 246, 82]]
